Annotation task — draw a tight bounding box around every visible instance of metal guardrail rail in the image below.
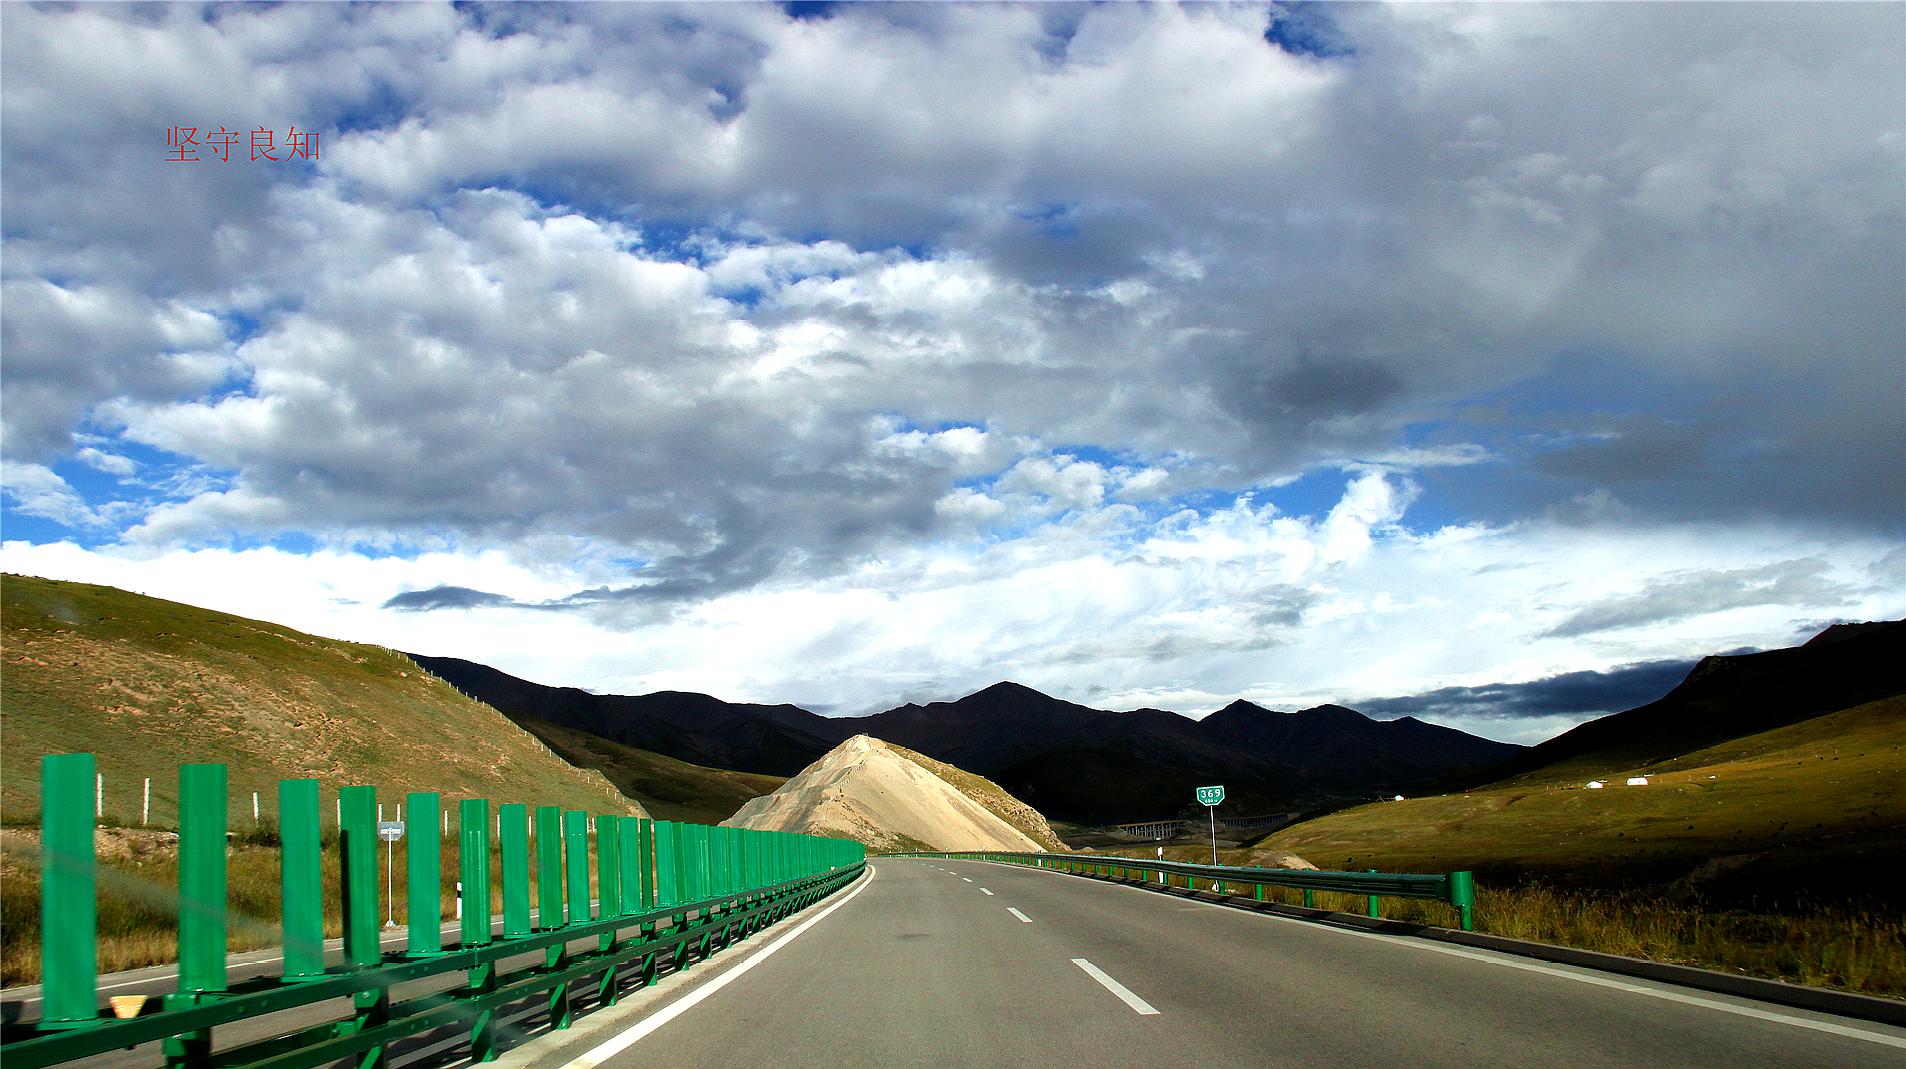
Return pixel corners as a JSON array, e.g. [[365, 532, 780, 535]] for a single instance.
[[3, 753, 865, 1069], [893, 851, 1475, 930]]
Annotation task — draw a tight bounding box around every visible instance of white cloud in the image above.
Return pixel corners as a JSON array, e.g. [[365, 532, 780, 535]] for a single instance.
[[3, 3, 1901, 738], [11, 475, 1896, 739], [1, 464, 101, 528]]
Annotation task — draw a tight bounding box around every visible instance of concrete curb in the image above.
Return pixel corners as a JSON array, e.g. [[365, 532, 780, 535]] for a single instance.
[[1021, 862, 1906, 1028]]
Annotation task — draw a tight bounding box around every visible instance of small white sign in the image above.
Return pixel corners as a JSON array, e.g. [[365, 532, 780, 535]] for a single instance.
[[377, 820, 405, 841]]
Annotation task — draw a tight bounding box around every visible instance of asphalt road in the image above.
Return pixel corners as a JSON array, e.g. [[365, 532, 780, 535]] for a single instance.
[[500, 857, 1906, 1069]]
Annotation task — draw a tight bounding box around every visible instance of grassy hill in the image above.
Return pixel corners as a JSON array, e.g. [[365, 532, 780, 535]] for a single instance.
[[1255, 694, 1906, 905], [1476, 619, 1902, 786], [510, 715, 786, 825], [1, 574, 642, 825]]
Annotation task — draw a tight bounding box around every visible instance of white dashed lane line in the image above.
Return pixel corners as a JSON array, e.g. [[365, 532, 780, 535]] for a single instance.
[[1072, 958, 1159, 1015]]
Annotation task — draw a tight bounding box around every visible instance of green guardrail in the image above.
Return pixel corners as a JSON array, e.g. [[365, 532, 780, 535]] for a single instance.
[[893, 850, 1475, 931], [3, 753, 865, 1069]]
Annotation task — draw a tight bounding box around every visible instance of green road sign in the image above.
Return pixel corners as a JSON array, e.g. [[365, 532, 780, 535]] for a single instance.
[[1196, 785, 1225, 807]]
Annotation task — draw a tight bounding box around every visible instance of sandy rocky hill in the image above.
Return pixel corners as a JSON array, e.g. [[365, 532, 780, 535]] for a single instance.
[[722, 735, 1064, 853]]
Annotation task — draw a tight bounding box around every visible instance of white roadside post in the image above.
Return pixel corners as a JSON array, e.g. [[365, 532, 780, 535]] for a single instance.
[[1196, 785, 1225, 866], [378, 821, 406, 928], [143, 777, 151, 825]]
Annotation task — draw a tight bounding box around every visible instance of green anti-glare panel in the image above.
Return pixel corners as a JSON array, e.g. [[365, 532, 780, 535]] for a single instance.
[[39, 753, 97, 1026], [563, 810, 590, 926], [652, 822, 675, 907], [460, 799, 492, 947], [499, 803, 530, 937], [621, 815, 644, 907], [597, 815, 621, 918], [407, 792, 441, 955], [178, 763, 228, 994], [338, 786, 380, 967], [636, 819, 655, 909], [534, 806, 563, 930], [279, 779, 325, 979]]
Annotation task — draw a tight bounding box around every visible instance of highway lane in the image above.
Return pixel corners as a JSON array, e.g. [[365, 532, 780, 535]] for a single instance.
[[507, 858, 1906, 1069]]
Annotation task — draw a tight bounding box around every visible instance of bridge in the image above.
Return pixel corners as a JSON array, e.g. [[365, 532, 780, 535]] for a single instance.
[[1106, 812, 1299, 839]]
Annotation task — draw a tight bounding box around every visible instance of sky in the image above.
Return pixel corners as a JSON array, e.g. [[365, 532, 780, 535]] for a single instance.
[[2, 2, 1901, 746]]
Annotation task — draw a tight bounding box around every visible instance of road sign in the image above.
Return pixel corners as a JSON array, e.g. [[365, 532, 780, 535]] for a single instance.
[[1195, 786, 1225, 865], [378, 822, 404, 928]]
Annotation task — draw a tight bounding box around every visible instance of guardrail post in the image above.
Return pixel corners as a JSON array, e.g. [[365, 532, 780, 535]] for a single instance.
[[499, 803, 531, 937], [39, 753, 98, 1030], [458, 798, 498, 1062], [534, 806, 571, 1030], [595, 812, 621, 1005], [1303, 888, 1315, 908], [280, 778, 325, 980], [1449, 870, 1476, 931], [1367, 870, 1381, 919], [337, 785, 389, 1069]]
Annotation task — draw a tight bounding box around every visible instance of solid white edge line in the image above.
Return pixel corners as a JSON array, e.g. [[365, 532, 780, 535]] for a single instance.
[[1072, 958, 1159, 1015], [558, 867, 877, 1069], [976, 859, 1906, 1050], [1006, 907, 1032, 923]]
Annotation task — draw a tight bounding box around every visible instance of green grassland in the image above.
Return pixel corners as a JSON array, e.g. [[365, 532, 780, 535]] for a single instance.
[[1256, 695, 1905, 904], [2, 574, 641, 826], [513, 715, 787, 825], [1086, 694, 1906, 998]]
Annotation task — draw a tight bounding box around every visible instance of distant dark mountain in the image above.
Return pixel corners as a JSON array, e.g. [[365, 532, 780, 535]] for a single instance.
[[408, 655, 842, 776], [1199, 700, 1521, 786], [1481, 618, 1906, 783], [409, 660, 1525, 824], [820, 681, 1518, 823], [843, 682, 1296, 821]]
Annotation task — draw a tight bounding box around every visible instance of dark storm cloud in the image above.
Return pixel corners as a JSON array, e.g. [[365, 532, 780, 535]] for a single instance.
[[1360, 658, 1712, 723], [1541, 559, 1852, 639], [383, 585, 516, 611]]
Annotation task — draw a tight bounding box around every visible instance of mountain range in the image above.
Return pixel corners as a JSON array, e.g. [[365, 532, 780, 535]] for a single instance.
[[411, 657, 1521, 823]]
